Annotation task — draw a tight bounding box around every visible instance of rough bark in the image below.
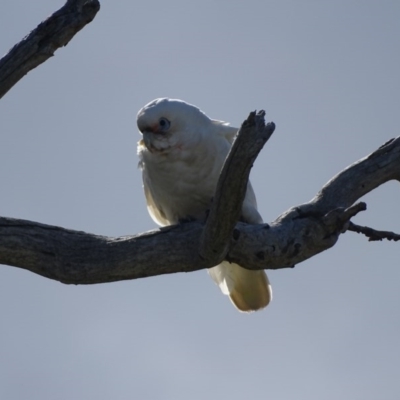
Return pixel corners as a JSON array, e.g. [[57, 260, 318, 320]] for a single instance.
[[0, 0, 100, 99], [0, 0, 398, 285], [1, 126, 399, 284], [199, 111, 275, 264]]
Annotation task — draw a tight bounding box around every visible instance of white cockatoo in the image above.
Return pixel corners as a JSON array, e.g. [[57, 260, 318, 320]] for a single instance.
[[137, 98, 272, 312]]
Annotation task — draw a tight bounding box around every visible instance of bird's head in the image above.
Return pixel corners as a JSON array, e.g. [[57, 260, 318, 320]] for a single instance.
[[137, 98, 211, 154]]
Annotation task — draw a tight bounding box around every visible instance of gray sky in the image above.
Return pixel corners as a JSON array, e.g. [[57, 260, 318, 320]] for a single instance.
[[1, 1, 399, 399]]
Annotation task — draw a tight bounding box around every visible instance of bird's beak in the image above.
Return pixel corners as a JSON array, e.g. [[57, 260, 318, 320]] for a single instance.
[[142, 131, 151, 146], [142, 130, 158, 152]]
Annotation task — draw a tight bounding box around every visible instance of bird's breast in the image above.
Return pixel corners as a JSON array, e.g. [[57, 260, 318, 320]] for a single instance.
[[141, 140, 228, 224]]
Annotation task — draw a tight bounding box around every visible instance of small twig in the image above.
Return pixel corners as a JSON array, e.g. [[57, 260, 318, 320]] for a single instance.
[[347, 222, 400, 242], [0, 0, 100, 99], [198, 111, 275, 264], [322, 202, 367, 234]]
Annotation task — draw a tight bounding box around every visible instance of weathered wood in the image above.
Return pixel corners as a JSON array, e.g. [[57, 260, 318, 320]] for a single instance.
[[199, 110, 275, 264], [0, 0, 100, 99], [0, 0, 398, 286], [1, 131, 399, 284]]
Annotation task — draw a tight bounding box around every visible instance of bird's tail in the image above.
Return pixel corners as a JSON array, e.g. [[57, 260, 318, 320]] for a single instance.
[[208, 261, 272, 312]]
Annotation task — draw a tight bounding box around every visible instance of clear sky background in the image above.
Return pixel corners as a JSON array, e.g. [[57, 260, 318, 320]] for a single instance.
[[1, 1, 399, 399]]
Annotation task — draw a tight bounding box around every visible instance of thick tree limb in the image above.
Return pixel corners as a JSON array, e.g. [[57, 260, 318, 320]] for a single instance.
[[0, 120, 399, 283], [0, 0, 100, 99], [199, 111, 275, 265], [1, 0, 396, 287], [311, 137, 400, 212]]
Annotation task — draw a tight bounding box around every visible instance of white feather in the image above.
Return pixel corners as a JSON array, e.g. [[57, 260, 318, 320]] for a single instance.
[[137, 98, 272, 312]]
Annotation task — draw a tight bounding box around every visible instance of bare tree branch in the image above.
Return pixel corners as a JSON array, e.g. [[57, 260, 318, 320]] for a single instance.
[[0, 112, 275, 283], [310, 137, 400, 212], [0, 0, 100, 99], [0, 2, 398, 283], [348, 222, 400, 242], [0, 117, 399, 283], [199, 111, 275, 265]]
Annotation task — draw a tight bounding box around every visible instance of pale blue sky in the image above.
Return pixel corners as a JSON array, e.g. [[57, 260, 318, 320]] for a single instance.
[[1, 1, 399, 399]]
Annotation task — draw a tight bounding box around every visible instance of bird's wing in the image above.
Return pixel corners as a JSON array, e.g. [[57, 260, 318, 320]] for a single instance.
[[143, 175, 170, 227], [242, 181, 263, 224]]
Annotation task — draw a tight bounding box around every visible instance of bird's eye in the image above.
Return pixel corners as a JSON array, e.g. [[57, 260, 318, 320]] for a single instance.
[[158, 117, 170, 131]]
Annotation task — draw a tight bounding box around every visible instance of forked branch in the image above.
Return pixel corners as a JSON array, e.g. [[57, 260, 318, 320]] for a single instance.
[[199, 111, 275, 265], [0, 124, 399, 283], [0, 0, 398, 284]]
